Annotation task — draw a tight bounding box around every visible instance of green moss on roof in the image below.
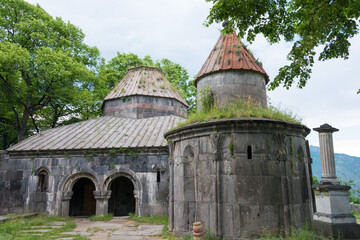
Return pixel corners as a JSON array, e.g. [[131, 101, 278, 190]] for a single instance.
[[175, 99, 301, 129]]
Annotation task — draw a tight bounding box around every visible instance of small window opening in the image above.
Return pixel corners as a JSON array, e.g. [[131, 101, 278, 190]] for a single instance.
[[38, 170, 48, 192], [247, 146, 252, 160], [157, 171, 161, 183]]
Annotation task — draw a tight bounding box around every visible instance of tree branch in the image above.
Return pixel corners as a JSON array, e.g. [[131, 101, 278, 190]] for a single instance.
[[0, 117, 16, 127], [30, 114, 40, 133]]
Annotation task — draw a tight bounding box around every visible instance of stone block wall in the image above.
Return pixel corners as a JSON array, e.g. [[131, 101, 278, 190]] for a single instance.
[[0, 150, 26, 214], [103, 95, 187, 119], [197, 70, 267, 109], [0, 148, 169, 217], [165, 119, 313, 239]]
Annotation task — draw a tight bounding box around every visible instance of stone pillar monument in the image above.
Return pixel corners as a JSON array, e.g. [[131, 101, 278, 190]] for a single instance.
[[312, 123, 359, 239], [313, 124, 339, 184]]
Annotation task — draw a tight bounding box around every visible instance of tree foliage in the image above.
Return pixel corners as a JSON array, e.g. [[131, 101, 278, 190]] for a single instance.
[[205, 0, 360, 93], [100, 53, 197, 111], [0, 0, 196, 149], [0, 0, 102, 145], [340, 178, 360, 204]]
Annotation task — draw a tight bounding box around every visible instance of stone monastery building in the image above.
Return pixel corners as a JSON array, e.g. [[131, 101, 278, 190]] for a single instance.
[[0, 32, 320, 239], [0, 66, 188, 217]]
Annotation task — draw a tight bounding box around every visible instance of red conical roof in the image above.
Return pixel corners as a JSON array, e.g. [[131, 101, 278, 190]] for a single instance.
[[195, 32, 269, 87]]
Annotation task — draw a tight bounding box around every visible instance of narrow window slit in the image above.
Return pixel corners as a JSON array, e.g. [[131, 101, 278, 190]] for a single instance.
[[157, 171, 161, 183], [247, 146, 252, 159]]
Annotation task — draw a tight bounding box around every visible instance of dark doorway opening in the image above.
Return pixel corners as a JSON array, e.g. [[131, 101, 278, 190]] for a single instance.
[[69, 178, 96, 216], [108, 176, 135, 216]]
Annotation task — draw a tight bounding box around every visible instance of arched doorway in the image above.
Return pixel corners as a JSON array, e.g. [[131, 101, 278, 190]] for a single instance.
[[69, 178, 96, 216], [108, 176, 135, 216]]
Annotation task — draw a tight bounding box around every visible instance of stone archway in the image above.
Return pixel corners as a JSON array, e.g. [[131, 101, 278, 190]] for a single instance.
[[104, 170, 140, 216], [108, 176, 136, 216], [69, 178, 96, 216], [61, 172, 100, 217]]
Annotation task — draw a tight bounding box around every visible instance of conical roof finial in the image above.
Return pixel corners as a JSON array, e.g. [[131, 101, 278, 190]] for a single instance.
[[222, 20, 229, 28]]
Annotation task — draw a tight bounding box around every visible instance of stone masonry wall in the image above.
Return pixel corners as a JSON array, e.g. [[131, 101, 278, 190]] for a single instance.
[[103, 95, 187, 119], [165, 119, 313, 239], [197, 70, 267, 109], [0, 148, 169, 217], [0, 150, 25, 215]]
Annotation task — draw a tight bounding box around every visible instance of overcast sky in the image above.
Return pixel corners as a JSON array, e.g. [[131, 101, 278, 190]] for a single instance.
[[25, 0, 360, 157]]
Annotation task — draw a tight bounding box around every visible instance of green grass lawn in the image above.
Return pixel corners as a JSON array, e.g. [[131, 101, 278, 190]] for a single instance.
[[0, 215, 86, 240]]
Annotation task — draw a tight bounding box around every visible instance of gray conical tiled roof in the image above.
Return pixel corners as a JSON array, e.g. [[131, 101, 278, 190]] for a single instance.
[[104, 66, 188, 107]]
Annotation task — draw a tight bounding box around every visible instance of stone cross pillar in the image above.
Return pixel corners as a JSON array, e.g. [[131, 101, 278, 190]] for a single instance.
[[313, 123, 339, 184], [312, 123, 359, 239]]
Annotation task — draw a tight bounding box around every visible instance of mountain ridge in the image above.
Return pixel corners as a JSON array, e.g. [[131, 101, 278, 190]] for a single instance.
[[310, 145, 360, 189]]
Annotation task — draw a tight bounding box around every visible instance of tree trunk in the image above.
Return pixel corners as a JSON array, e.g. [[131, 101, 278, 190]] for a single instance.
[[1, 132, 7, 150], [17, 110, 30, 142]]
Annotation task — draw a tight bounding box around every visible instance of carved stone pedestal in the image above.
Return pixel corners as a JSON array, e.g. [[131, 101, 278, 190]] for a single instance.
[[312, 185, 360, 240], [313, 184, 355, 224], [312, 124, 360, 239]]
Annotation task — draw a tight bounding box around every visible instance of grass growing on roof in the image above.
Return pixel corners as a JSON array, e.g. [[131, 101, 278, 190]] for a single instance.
[[175, 99, 301, 129]]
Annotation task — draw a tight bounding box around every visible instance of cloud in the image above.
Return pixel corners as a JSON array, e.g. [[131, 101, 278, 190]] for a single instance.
[[25, 0, 360, 156]]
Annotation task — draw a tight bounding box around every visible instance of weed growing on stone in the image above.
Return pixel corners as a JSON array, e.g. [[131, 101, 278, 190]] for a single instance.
[[228, 141, 234, 157], [255, 58, 263, 67], [109, 149, 117, 157], [204, 229, 217, 240], [89, 213, 113, 221], [199, 85, 214, 113], [85, 155, 93, 162], [64, 152, 71, 159], [110, 162, 115, 169], [235, 48, 242, 56], [258, 225, 343, 240]]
